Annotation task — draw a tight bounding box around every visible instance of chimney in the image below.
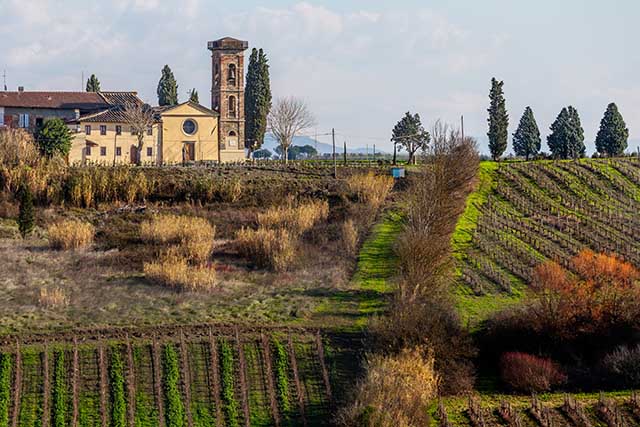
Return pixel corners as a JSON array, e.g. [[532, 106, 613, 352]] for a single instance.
[[17, 86, 24, 92]]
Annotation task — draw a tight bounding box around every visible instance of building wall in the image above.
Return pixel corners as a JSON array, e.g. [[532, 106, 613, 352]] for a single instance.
[[68, 122, 159, 165], [159, 103, 219, 164], [3, 107, 78, 130]]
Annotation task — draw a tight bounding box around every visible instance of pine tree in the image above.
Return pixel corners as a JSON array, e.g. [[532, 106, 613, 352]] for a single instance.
[[85, 74, 101, 92], [487, 78, 509, 160], [595, 102, 629, 157], [157, 65, 179, 106], [391, 112, 430, 165], [244, 48, 272, 152], [35, 118, 73, 158], [547, 106, 585, 159], [18, 184, 35, 238], [188, 88, 199, 104], [512, 106, 541, 160]]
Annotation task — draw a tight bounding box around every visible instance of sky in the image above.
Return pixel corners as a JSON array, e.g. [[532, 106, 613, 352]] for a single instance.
[[1, 0, 639, 154]]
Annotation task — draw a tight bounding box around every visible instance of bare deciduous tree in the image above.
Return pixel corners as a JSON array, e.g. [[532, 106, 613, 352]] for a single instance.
[[268, 97, 316, 164], [122, 102, 156, 165]]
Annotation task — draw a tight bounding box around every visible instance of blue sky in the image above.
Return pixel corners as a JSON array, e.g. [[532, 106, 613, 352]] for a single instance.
[[1, 0, 638, 154]]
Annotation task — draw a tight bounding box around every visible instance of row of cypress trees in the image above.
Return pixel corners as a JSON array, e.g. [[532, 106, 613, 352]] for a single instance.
[[488, 78, 630, 160]]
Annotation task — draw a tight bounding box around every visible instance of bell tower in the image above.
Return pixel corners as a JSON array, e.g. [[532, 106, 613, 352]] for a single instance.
[[208, 37, 248, 158]]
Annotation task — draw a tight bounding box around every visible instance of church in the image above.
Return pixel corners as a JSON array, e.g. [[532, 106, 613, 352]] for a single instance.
[[0, 37, 249, 165]]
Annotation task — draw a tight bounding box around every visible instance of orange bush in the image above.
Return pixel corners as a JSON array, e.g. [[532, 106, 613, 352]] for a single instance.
[[500, 352, 566, 393], [531, 250, 640, 335]]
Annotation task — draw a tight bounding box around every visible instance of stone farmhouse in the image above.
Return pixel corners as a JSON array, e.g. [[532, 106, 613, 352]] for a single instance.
[[0, 36, 249, 164]]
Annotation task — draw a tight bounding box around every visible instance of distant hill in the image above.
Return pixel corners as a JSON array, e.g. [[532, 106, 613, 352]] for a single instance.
[[262, 134, 387, 155]]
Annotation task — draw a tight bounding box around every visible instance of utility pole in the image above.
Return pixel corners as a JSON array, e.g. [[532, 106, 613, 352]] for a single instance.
[[343, 141, 347, 166], [461, 115, 465, 141], [373, 144, 376, 163], [332, 128, 337, 178], [2, 70, 6, 91]]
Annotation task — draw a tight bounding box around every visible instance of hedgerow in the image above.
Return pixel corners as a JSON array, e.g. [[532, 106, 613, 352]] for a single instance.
[[109, 346, 127, 427], [163, 344, 185, 427], [52, 350, 67, 427], [272, 338, 291, 416], [0, 353, 12, 427], [220, 340, 239, 427]]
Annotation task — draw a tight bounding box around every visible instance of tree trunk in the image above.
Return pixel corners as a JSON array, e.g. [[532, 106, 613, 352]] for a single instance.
[[392, 143, 397, 165], [284, 146, 288, 164]]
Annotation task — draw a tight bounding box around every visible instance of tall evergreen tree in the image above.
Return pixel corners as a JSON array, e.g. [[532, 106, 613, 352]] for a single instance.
[[595, 102, 629, 157], [245, 48, 272, 152], [512, 106, 541, 160], [35, 118, 72, 158], [547, 106, 585, 159], [487, 77, 509, 160], [18, 184, 34, 238], [188, 88, 199, 104], [85, 74, 101, 92], [157, 65, 178, 106]]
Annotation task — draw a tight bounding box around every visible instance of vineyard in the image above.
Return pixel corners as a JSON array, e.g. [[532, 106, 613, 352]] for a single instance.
[[454, 158, 640, 321], [433, 391, 640, 426], [0, 326, 354, 427]]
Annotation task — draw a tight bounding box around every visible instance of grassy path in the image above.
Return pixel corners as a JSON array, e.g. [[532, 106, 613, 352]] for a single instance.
[[351, 211, 403, 326], [312, 210, 403, 330]]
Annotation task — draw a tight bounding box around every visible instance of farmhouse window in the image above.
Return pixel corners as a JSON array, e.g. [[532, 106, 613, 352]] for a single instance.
[[85, 146, 91, 156], [100, 125, 107, 135], [116, 147, 122, 156], [147, 147, 153, 157], [85, 125, 91, 135], [147, 126, 153, 136], [100, 147, 107, 156], [18, 113, 30, 128], [116, 125, 122, 135]]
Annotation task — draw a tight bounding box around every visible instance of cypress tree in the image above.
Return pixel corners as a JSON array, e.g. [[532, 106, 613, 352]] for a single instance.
[[512, 106, 541, 160], [157, 65, 179, 106], [547, 106, 585, 159], [188, 88, 199, 104], [595, 102, 629, 157], [18, 184, 35, 238], [244, 48, 272, 152], [487, 78, 509, 160], [85, 74, 101, 92]]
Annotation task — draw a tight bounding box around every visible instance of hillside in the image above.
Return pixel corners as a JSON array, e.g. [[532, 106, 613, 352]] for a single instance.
[[454, 158, 640, 322]]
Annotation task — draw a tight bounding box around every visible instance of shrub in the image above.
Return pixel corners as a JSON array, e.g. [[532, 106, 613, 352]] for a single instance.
[[140, 214, 214, 246], [48, 219, 95, 250], [38, 287, 69, 308], [347, 172, 394, 209], [140, 214, 215, 265], [18, 184, 35, 238], [34, 118, 72, 158], [0, 353, 11, 427], [163, 344, 185, 427], [109, 346, 126, 427], [235, 227, 296, 271], [341, 219, 359, 257], [220, 340, 239, 427], [143, 250, 216, 292], [500, 352, 566, 393], [257, 199, 329, 236], [602, 345, 640, 388], [338, 346, 439, 427]]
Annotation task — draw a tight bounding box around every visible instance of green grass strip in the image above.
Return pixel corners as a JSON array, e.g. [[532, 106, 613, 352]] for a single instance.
[[0, 354, 11, 427], [163, 344, 185, 427], [272, 338, 291, 417], [52, 350, 66, 427], [109, 346, 127, 427], [219, 340, 239, 427]]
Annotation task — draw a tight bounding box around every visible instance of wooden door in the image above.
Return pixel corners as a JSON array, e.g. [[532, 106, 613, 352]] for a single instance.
[[183, 142, 195, 162]]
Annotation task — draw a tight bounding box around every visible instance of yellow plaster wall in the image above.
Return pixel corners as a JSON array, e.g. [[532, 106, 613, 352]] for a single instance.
[[160, 104, 219, 163]]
